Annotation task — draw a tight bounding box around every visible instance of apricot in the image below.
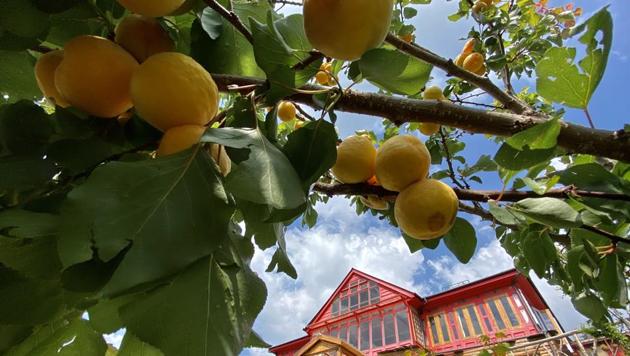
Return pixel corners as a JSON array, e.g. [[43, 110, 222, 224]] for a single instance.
[[115, 15, 175, 62], [360, 195, 389, 211], [34, 50, 70, 108], [157, 125, 205, 157], [116, 0, 185, 17], [463, 52, 485, 73], [278, 101, 297, 122], [332, 135, 377, 183], [375, 135, 430, 192]]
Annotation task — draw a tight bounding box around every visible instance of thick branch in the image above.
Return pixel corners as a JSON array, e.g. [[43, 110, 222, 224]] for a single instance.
[[310, 182, 630, 203], [202, 0, 254, 44], [212, 74, 630, 162], [385, 34, 532, 115]]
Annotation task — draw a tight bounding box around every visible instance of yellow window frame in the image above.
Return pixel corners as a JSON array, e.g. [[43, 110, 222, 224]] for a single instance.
[[486, 294, 520, 330], [427, 312, 452, 345]]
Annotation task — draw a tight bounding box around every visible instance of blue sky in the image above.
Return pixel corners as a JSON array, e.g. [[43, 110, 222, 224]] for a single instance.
[[239, 1, 630, 355]]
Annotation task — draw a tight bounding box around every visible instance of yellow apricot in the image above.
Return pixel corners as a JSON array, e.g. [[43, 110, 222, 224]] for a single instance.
[[303, 0, 394, 60], [34, 50, 70, 108], [400, 33, 414, 43], [375, 135, 430, 192], [472, 0, 489, 15], [474, 63, 487, 76], [360, 195, 389, 210], [419, 123, 441, 136], [116, 0, 185, 17], [454, 53, 468, 67], [463, 52, 485, 73], [423, 86, 446, 101], [462, 38, 476, 55], [115, 15, 175, 62], [332, 135, 377, 183], [131, 52, 219, 131], [55, 36, 138, 118], [209, 144, 231, 176], [157, 125, 205, 157], [278, 101, 297, 122], [395, 179, 459, 240]]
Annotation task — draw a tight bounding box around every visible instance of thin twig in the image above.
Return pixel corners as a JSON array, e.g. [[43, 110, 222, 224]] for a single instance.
[[292, 51, 324, 70], [438, 128, 468, 190], [584, 107, 596, 129], [202, 0, 254, 44]]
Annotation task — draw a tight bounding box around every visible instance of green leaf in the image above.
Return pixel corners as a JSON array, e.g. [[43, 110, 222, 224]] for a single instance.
[[572, 293, 606, 321], [118, 332, 164, 356], [58, 150, 235, 296], [401, 233, 424, 253], [0, 209, 57, 239], [282, 119, 338, 190], [594, 254, 627, 307], [510, 198, 580, 228], [0, 235, 61, 280], [460, 155, 496, 177], [6, 319, 106, 356], [0, 0, 50, 39], [245, 330, 270, 348], [0, 154, 58, 191], [358, 48, 432, 95], [443, 218, 477, 263], [494, 143, 556, 171], [240, 201, 283, 250], [506, 118, 561, 150], [0, 325, 31, 354], [87, 295, 137, 334], [0, 101, 54, 155], [121, 255, 267, 356], [521, 231, 558, 277], [0, 51, 39, 103], [266, 231, 297, 279], [202, 127, 306, 210], [488, 201, 522, 225]]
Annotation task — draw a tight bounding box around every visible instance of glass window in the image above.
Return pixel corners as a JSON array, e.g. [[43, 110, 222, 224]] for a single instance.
[[429, 316, 439, 344], [359, 289, 369, 308], [500, 296, 520, 327], [331, 328, 338, 338], [396, 310, 410, 342], [467, 305, 483, 335], [339, 326, 347, 342], [488, 301, 506, 329], [448, 312, 459, 340], [370, 282, 380, 304], [340, 297, 348, 314], [384, 314, 396, 345], [348, 324, 358, 348], [372, 317, 382, 347], [457, 309, 470, 338], [331, 298, 339, 316], [360, 321, 370, 350], [350, 291, 358, 311], [478, 304, 493, 332], [438, 314, 450, 342]]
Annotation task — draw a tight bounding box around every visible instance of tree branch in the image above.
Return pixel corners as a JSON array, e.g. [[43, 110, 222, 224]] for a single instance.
[[202, 0, 254, 44], [384, 34, 532, 115], [310, 182, 630, 202], [211, 74, 630, 162]]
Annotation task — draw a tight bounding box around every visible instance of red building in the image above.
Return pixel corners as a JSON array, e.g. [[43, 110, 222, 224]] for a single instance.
[[269, 268, 566, 355]]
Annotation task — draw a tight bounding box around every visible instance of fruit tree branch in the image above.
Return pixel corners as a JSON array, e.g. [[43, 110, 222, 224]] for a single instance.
[[310, 182, 630, 202], [202, 0, 254, 44], [384, 34, 532, 115], [212, 74, 630, 162]]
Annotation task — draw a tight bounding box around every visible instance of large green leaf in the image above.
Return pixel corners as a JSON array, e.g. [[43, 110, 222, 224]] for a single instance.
[[536, 8, 612, 109], [0, 0, 50, 39], [494, 143, 556, 171], [121, 254, 267, 356], [118, 332, 164, 356], [0, 235, 61, 280], [572, 293, 606, 321], [202, 127, 306, 210], [506, 118, 561, 150], [282, 119, 338, 190], [0, 51, 39, 103], [0, 325, 31, 354], [443, 218, 477, 263], [358, 48, 432, 95], [0, 209, 57, 239], [58, 150, 235, 296], [239, 200, 284, 250], [5, 319, 106, 356], [266, 231, 297, 279], [521, 230, 558, 278], [594, 254, 627, 307], [87, 295, 137, 334], [510, 198, 580, 228]]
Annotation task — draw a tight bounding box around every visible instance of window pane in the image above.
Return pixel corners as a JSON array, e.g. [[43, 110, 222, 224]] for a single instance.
[[448, 312, 459, 340], [429, 316, 439, 344], [396, 310, 410, 342], [331, 329, 338, 338], [359, 290, 369, 308], [467, 306, 483, 335], [372, 317, 382, 347], [349, 325, 358, 348], [438, 314, 450, 342], [370, 282, 380, 304], [339, 326, 347, 342], [360, 321, 370, 350], [340, 297, 348, 314], [331, 298, 339, 316], [350, 292, 358, 310], [384, 314, 396, 345], [457, 309, 470, 338], [500, 296, 519, 327], [488, 300, 506, 329]]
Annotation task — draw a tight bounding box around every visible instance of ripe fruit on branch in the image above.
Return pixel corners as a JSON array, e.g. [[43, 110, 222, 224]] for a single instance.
[[375, 135, 430, 192], [303, 0, 394, 60], [316, 62, 334, 85], [463, 52, 485, 73], [419, 123, 440, 136], [395, 179, 458, 240], [332, 135, 377, 184], [157, 125, 205, 157], [278, 101, 297, 122], [115, 15, 175, 62], [472, 0, 489, 15], [209, 144, 231, 176], [400, 33, 414, 43], [55, 35, 138, 118], [454, 53, 467, 67], [116, 0, 185, 17], [34, 50, 70, 108], [462, 38, 476, 55], [419, 86, 445, 136], [131, 52, 219, 132], [360, 196, 389, 211]]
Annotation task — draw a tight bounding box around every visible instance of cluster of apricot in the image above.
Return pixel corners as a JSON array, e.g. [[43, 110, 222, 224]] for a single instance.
[[315, 61, 336, 86], [34, 0, 230, 175], [454, 39, 486, 76], [471, 0, 498, 16], [418, 86, 448, 136], [332, 134, 459, 240]]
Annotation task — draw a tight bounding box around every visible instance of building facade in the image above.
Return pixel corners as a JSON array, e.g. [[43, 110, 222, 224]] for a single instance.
[[269, 269, 566, 355]]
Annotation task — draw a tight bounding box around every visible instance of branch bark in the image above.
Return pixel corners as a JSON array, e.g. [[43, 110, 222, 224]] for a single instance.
[[212, 74, 630, 162]]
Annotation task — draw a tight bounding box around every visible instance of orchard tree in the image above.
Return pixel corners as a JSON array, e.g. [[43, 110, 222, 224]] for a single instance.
[[0, 0, 628, 354]]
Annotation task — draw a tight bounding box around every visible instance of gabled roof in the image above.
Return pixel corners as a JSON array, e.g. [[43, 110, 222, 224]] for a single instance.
[[306, 268, 423, 328], [295, 335, 363, 356]]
